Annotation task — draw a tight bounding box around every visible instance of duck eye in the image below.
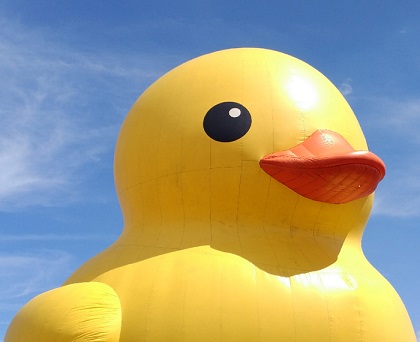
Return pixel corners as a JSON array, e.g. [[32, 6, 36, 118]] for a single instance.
[[203, 102, 252, 142]]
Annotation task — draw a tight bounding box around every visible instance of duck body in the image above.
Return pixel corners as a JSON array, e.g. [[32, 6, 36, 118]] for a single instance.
[[66, 242, 413, 341], [5, 48, 415, 341]]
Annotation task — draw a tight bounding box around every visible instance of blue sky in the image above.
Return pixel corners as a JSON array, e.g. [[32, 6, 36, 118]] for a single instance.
[[0, 0, 419, 339]]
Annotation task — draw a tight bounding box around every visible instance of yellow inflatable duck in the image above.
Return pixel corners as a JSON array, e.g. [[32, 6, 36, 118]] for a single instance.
[[6, 48, 415, 341]]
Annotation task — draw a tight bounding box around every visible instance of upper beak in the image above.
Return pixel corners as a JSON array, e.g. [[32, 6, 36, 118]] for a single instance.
[[259, 130, 386, 204]]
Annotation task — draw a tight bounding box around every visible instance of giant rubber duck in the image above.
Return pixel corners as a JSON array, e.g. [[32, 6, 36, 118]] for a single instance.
[[6, 48, 416, 341]]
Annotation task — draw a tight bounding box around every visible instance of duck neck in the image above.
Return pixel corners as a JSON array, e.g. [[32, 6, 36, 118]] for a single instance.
[[116, 173, 373, 277]]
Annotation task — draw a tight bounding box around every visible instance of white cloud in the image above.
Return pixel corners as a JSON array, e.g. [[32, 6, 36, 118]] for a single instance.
[[373, 166, 420, 217], [363, 97, 420, 141], [0, 18, 169, 211], [0, 249, 73, 339], [361, 97, 420, 217], [339, 78, 353, 97], [0, 250, 72, 299], [0, 234, 113, 242], [377, 99, 420, 142]]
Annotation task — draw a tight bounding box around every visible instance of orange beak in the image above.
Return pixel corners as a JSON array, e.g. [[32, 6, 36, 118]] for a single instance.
[[259, 130, 386, 204]]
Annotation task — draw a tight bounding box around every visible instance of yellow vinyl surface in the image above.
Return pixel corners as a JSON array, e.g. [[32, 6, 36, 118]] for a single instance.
[[5, 48, 415, 341]]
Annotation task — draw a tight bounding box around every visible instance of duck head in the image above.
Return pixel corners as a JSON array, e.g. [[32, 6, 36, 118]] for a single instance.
[[114, 48, 385, 275]]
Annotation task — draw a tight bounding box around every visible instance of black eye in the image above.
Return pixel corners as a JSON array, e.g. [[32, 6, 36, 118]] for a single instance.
[[203, 102, 252, 142]]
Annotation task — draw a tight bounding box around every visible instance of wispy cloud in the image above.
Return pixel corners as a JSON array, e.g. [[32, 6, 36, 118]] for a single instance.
[[0, 249, 73, 339], [373, 166, 420, 217], [0, 249, 73, 336], [361, 97, 420, 217], [0, 234, 114, 242], [0, 250, 71, 299], [339, 78, 353, 97], [0, 18, 168, 212]]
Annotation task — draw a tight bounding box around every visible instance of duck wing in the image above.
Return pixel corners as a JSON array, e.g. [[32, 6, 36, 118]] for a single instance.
[[5, 282, 121, 341]]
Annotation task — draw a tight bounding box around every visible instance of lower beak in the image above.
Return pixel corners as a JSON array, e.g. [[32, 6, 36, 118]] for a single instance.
[[259, 130, 386, 204]]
